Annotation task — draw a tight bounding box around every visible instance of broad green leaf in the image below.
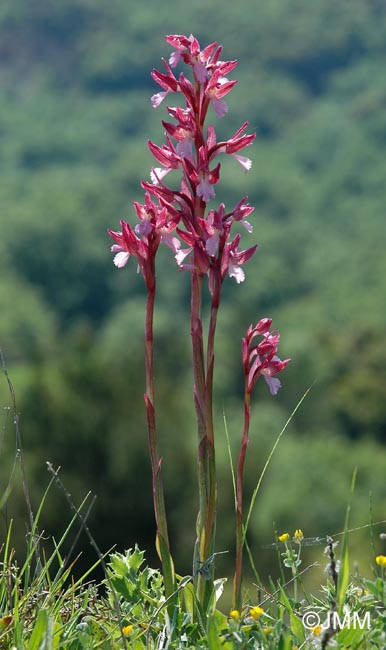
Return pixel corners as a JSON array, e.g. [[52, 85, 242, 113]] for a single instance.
[[290, 613, 305, 644], [207, 614, 233, 650], [181, 580, 196, 619]]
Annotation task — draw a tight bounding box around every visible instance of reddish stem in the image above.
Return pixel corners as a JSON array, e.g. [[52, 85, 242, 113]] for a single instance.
[[144, 273, 170, 551], [234, 382, 251, 610]]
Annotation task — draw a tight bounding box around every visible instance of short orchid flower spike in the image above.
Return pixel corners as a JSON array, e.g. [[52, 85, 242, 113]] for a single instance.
[[242, 320, 291, 395]]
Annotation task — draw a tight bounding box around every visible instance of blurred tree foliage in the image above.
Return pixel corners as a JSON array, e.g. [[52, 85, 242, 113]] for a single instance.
[[1, 0, 386, 578]]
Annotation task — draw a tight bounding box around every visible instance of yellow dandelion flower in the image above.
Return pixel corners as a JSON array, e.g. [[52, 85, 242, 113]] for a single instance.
[[250, 606, 264, 621], [278, 533, 290, 542], [293, 529, 304, 542], [229, 609, 240, 621], [311, 624, 322, 636], [376, 555, 386, 568], [122, 625, 133, 636]]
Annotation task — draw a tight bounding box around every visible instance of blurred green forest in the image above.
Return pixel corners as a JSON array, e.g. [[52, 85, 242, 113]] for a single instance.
[[1, 0, 386, 581]]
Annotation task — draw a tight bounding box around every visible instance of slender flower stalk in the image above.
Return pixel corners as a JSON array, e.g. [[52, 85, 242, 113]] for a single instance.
[[234, 379, 251, 611], [144, 272, 171, 565], [144, 270, 167, 540], [206, 300, 219, 446], [108, 203, 176, 599], [190, 270, 208, 575], [190, 266, 217, 607], [195, 289, 221, 604], [234, 320, 291, 609], [144, 281, 176, 602]]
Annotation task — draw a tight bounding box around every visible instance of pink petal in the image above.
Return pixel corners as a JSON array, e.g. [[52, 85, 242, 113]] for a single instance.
[[169, 50, 181, 67], [151, 91, 169, 108], [255, 318, 272, 335], [206, 234, 220, 257], [134, 221, 152, 236], [178, 262, 196, 272], [194, 61, 209, 83], [197, 178, 216, 203], [161, 233, 181, 253], [211, 98, 228, 118], [176, 140, 193, 160], [264, 375, 282, 396]]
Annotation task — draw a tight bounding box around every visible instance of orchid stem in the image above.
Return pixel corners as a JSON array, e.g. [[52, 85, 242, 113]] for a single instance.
[[191, 271, 217, 607], [234, 382, 251, 611], [144, 275, 175, 599]]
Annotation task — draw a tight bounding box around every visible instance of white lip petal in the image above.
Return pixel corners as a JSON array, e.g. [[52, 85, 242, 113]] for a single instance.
[[228, 263, 245, 284], [232, 154, 252, 172], [150, 167, 170, 185], [113, 251, 130, 268], [175, 247, 193, 266], [151, 91, 169, 108], [241, 219, 253, 233]]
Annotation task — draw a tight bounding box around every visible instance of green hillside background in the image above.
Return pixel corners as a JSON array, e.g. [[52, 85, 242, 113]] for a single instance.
[[1, 0, 386, 582]]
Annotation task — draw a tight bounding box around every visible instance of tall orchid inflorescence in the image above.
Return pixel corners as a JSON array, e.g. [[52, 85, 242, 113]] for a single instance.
[[108, 34, 290, 611]]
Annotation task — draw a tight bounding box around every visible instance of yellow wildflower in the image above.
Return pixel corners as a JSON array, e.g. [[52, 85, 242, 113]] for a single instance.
[[278, 533, 290, 542], [229, 609, 240, 621], [311, 624, 322, 636], [293, 529, 304, 542], [122, 625, 133, 636], [250, 606, 264, 621], [376, 555, 386, 568]]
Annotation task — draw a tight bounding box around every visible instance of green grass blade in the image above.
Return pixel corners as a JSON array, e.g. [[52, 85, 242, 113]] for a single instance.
[[223, 411, 237, 508], [27, 608, 49, 650], [244, 384, 315, 540], [337, 468, 357, 612], [156, 531, 176, 607]]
